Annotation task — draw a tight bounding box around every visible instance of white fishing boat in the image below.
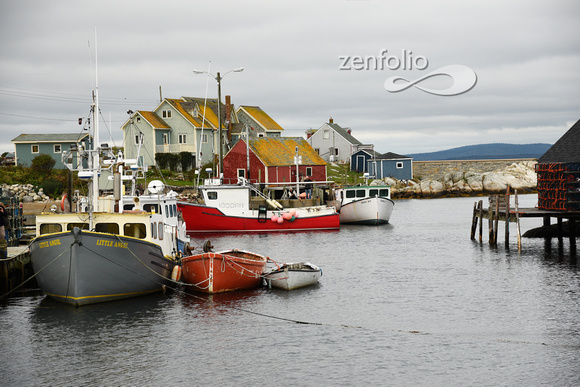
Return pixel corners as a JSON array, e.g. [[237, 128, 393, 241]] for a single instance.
[[29, 47, 190, 306], [335, 185, 394, 225], [264, 262, 322, 290]]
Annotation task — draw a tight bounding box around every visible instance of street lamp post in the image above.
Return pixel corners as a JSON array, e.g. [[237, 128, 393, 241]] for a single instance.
[[193, 67, 243, 179]]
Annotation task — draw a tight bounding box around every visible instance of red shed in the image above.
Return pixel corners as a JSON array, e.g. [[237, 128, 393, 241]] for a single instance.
[[223, 137, 328, 185]]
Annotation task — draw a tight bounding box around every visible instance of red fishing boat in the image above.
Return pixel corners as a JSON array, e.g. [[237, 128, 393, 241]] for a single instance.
[[180, 249, 268, 293], [177, 178, 340, 233]]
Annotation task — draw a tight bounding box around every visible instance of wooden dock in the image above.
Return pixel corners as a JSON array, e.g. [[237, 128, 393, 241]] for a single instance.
[[470, 189, 580, 254], [1, 246, 35, 296]]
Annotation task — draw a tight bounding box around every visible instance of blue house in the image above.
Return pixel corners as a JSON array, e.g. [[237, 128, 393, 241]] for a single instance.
[[12, 133, 91, 169], [350, 148, 381, 173], [367, 152, 413, 180]]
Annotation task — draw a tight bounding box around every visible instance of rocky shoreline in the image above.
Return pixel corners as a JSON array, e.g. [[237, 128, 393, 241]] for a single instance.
[[382, 160, 537, 199]]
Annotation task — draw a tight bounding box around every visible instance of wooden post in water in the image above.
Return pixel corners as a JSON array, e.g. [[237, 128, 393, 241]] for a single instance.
[[471, 202, 478, 240], [505, 188, 510, 247], [479, 200, 483, 242], [488, 198, 494, 245], [493, 195, 500, 246], [515, 189, 521, 251]]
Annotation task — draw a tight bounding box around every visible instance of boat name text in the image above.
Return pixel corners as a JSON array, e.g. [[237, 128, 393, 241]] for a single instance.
[[96, 239, 128, 248], [39, 239, 61, 248]]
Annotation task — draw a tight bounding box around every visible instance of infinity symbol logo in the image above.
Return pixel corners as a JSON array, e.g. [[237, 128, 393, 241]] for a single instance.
[[384, 65, 477, 96]]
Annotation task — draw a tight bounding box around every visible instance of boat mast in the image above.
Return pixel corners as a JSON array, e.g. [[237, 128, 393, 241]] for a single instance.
[[89, 30, 100, 228]]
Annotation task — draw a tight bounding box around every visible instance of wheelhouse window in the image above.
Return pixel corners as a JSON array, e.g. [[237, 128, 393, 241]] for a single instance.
[[143, 204, 160, 214], [379, 188, 390, 197], [158, 223, 164, 240], [207, 191, 218, 200], [39, 223, 62, 235], [32, 145, 39, 154], [356, 189, 366, 198], [124, 223, 147, 239], [96, 223, 120, 234], [152, 222, 157, 239], [54, 144, 62, 153]]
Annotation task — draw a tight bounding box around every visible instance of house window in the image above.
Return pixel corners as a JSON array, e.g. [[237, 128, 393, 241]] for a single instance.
[[323, 130, 330, 139], [237, 169, 246, 178], [333, 148, 339, 156], [258, 133, 265, 138], [54, 144, 61, 153], [396, 162, 404, 169], [32, 145, 39, 154], [306, 167, 312, 177], [314, 148, 320, 154], [135, 135, 144, 145], [162, 110, 172, 119], [201, 134, 208, 143], [179, 134, 187, 144], [163, 134, 168, 145], [136, 116, 141, 122]]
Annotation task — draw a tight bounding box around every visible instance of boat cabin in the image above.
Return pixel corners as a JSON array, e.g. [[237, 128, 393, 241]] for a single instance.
[[336, 186, 392, 205]]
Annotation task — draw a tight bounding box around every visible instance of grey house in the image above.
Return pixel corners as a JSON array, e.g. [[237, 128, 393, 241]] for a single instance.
[[307, 118, 364, 163], [367, 152, 413, 180]]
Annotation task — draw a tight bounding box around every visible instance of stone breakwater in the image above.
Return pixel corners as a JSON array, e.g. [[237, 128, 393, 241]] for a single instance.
[[1, 183, 52, 202], [380, 160, 538, 198]]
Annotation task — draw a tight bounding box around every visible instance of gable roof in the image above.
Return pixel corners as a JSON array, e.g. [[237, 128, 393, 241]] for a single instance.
[[12, 133, 90, 143], [353, 148, 381, 158], [376, 152, 412, 160], [237, 106, 283, 131], [138, 111, 171, 129], [321, 122, 363, 146], [247, 137, 326, 166], [539, 119, 580, 163]]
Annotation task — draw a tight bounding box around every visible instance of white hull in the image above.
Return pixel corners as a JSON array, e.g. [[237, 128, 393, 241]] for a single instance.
[[264, 262, 322, 290], [338, 196, 394, 225]]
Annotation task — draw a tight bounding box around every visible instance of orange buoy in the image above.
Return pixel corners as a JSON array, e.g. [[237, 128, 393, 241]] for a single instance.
[[171, 265, 182, 281]]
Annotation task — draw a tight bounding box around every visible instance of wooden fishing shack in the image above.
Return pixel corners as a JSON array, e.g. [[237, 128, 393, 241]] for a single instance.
[[471, 119, 580, 255]]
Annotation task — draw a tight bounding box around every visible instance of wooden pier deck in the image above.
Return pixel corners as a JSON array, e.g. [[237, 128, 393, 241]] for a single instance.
[[471, 190, 580, 254]]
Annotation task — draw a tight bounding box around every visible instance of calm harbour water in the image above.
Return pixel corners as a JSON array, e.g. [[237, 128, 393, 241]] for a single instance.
[[2, 195, 580, 386]]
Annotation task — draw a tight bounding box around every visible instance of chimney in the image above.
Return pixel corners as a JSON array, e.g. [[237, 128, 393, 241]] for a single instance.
[[225, 95, 232, 141], [329, 116, 333, 124]]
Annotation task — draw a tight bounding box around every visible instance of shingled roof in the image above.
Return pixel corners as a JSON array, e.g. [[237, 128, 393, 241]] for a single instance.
[[326, 122, 362, 146], [12, 133, 89, 143], [248, 137, 326, 166], [376, 152, 412, 160], [539, 119, 580, 163]]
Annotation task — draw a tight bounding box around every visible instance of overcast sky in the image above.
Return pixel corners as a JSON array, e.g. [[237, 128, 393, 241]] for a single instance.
[[1, 0, 578, 156]]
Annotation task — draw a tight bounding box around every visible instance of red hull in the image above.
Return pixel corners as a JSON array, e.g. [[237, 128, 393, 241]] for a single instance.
[[177, 202, 340, 233], [180, 250, 267, 293]]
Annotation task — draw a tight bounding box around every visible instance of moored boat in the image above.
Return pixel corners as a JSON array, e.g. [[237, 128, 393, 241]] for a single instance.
[[29, 61, 190, 306], [180, 249, 267, 293], [335, 185, 394, 225], [264, 262, 322, 290], [177, 177, 340, 233]]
